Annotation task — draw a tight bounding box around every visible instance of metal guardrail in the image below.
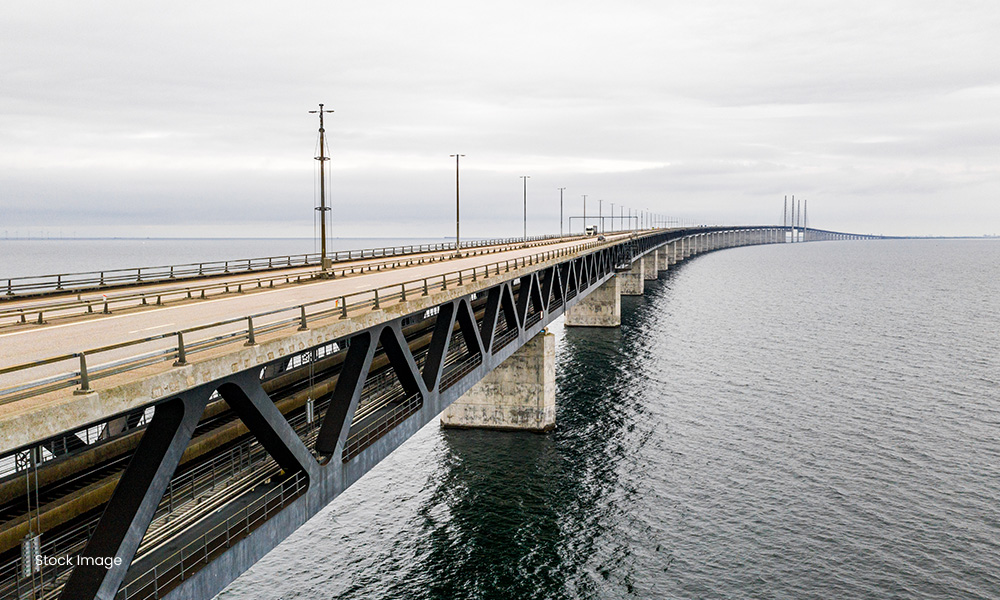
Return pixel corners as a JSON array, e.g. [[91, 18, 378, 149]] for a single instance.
[[0, 392, 329, 600], [0, 234, 627, 407], [115, 470, 309, 600], [343, 392, 422, 462], [0, 236, 576, 325], [1, 234, 572, 299]]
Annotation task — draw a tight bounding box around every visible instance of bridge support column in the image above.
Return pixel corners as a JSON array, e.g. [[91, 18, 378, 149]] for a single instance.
[[618, 259, 644, 295], [656, 245, 670, 273], [642, 251, 659, 280], [565, 276, 620, 327], [666, 241, 678, 265], [440, 331, 555, 432]]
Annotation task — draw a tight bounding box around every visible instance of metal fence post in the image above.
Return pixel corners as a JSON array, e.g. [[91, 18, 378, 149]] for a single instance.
[[245, 317, 256, 346], [174, 332, 187, 366], [78, 353, 91, 393]]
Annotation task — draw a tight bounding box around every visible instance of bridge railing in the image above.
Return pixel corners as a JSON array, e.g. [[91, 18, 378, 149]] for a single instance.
[[0, 233, 639, 409], [114, 470, 309, 600], [1, 234, 572, 299], [0, 236, 582, 326], [6, 227, 831, 411]]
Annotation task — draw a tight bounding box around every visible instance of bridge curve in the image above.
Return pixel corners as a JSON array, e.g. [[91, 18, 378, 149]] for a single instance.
[[0, 225, 881, 600]]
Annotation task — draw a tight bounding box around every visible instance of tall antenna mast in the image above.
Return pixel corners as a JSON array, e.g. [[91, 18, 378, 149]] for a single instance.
[[309, 103, 335, 270], [450, 154, 465, 257]]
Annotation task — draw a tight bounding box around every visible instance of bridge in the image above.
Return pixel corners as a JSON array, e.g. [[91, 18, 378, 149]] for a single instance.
[[0, 225, 879, 600]]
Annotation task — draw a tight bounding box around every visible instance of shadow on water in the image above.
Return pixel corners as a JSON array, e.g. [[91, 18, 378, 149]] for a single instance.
[[384, 274, 679, 600]]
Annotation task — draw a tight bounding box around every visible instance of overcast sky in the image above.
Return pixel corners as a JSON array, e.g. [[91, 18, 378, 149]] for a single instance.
[[2, 0, 999, 239]]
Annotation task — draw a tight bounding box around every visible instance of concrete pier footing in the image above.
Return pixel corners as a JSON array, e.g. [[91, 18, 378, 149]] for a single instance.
[[618, 259, 644, 295], [565, 276, 620, 327], [440, 331, 556, 432]]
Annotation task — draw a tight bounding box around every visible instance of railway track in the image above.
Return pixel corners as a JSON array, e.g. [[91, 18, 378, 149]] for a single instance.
[[0, 287, 509, 599]]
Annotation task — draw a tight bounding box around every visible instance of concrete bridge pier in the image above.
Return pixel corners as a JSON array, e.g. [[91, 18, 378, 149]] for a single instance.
[[565, 276, 621, 327], [666, 241, 678, 265], [618, 259, 644, 295], [440, 331, 556, 432], [656, 245, 670, 273], [642, 251, 659, 280]]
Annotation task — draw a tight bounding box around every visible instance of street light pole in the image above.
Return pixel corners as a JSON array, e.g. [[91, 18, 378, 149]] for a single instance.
[[521, 176, 530, 244], [308, 103, 334, 271], [599, 199, 603, 233], [610, 202, 615, 232], [450, 154, 465, 257], [558, 187, 566, 237], [582, 194, 587, 234]]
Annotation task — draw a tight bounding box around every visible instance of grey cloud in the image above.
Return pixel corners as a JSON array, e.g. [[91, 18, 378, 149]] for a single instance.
[[2, 0, 999, 238]]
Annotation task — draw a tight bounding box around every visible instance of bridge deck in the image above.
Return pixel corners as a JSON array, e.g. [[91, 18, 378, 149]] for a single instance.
[[0, 232, 636, 453]]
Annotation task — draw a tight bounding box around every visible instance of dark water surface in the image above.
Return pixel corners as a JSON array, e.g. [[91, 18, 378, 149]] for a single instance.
[[213, 239, 1000, 600]]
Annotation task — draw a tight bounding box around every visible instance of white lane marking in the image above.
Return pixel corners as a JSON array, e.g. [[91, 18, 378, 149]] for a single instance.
[[127, 323, 175, 334]]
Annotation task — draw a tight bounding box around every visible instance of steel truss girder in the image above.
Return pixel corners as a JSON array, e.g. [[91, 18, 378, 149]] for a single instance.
[[58, 368, 319, 600], [50, 229, 786, 600]]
